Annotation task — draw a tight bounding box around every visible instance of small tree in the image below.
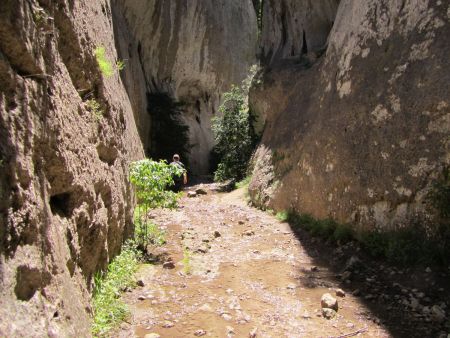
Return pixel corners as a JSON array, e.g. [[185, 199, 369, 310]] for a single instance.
[[129, 159, 183, 249], [212, 65, 259, 181]]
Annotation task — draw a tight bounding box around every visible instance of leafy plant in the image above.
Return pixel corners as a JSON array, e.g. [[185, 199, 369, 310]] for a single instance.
[[133, 206, 166, 248], [116, 60, 126, 71], [130, 159, 183, 209], [86, 98, 103, 121], [92, 242, 141, 336], [32, 10, 45, 25], [130, 159, 184, 249], [212, 65, 259, 182]]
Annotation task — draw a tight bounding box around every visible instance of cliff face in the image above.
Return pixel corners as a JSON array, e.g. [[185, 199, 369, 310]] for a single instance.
[[114, 0, 258, 174], [250, 0, 450, 231], [0, 0, 143, 336], [260, 0, 340, 64]]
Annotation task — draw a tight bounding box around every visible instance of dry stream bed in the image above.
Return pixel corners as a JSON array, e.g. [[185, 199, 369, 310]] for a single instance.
[[113, 184, 449, 338]]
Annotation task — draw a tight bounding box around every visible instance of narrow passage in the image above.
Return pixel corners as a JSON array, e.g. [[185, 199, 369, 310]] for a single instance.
[[113, 184, 443, 338]]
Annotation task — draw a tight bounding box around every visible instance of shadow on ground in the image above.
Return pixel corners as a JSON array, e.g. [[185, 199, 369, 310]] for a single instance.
[[286, 222, 450, 338]]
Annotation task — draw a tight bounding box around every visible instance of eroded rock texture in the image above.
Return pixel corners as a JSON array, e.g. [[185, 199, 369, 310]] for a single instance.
[[250, 0, 449, 231], [0, 0, 143, 336], [114, 0, 258, 174]]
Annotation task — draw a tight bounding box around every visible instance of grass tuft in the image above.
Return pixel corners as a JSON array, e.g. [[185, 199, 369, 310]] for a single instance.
[[236, 176, 251, 189], [287, 210, 449, 266], [276, 210, 288, 222], [182, 248, 192, 275], [94, 46, 114, 77], [92, 242, 141, 336], [86, 98, 103, 121]]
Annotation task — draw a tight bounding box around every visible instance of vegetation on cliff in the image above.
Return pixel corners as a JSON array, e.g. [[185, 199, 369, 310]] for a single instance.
[[212, 65, 259, 182]]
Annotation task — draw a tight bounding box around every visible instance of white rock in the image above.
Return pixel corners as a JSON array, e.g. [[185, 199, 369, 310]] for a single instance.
[[321, 293, 338, 311], [194, 329, 207, 336], [144, 334, 161, 338]]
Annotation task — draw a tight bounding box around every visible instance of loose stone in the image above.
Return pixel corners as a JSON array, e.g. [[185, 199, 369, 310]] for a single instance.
[[321, 293, 338, 311], [335, 289, 346, 297], [194, 329, 207, 336]]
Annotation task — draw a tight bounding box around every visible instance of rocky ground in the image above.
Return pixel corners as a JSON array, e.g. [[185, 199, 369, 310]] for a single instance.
[[114, 184, 450, 338]]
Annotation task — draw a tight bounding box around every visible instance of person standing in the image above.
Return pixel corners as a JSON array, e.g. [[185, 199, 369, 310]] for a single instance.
[[170, 154, 187, 192]]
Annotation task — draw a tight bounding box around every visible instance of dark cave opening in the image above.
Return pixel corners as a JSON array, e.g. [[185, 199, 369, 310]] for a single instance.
[[146, 93, 191, 168]]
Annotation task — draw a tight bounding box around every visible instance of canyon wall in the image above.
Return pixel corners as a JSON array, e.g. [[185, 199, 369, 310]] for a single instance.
[[249, 0, 450, 232], [114, 0, 258, 174], [0, 0, 144, 336]]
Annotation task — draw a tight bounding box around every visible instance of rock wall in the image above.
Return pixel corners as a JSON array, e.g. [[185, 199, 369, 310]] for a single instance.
[[114, 0, 258, 174], [260, 0, 340, 64], [249, 0, 450, 232], [0, 0, 144, 336]]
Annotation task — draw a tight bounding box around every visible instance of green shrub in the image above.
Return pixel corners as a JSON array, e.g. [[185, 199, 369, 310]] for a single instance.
[[359, 232, 388, 258], [129, 159, 183, 209], [212, 65, 259, 182], [86, 98, 103, 121], [92, 242, 141, 336], [276, 210, 289, 222], [130, 159, 183, 249], [133, 206, 166, 248], [332, 224, 354, 243], [287, 206, 449, 266], [116, 60, 125, 71]]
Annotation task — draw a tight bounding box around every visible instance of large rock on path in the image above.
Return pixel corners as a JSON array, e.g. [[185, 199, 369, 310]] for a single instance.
[[321, 293, 339, 311]]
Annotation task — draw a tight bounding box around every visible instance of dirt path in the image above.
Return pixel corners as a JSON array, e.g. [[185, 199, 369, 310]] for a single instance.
[[114, 184, 448, 338]]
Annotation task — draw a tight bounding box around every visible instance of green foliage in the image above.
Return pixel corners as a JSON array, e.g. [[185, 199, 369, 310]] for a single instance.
[[92, 242, 141, 336], [129, 159, 183, 209], [182, 248, 192, 275], [276, 210, 289, 222], [236, 176, 251, 189], [212, 65, 259, 182], [147, 93, 191, 166], [133, 206, 166, 248], [287, 210, 449, 266], [32, 10, 45, 25], [130, 159, 183, 249], [332, 224, 354, 243], [287, 212, 354, 245], [94, 46, 114, 77], [86, 98, 103, 121], [94, 45, 125, 78], [116, 60, 126, 71]]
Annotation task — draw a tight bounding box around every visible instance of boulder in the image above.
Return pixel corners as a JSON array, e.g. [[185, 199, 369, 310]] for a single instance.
[[322, 308, 337, 319], [321, 293, 338, 311]]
